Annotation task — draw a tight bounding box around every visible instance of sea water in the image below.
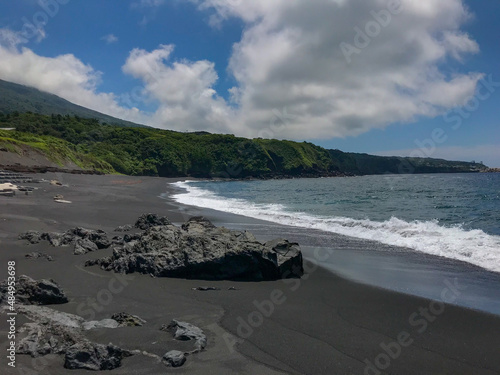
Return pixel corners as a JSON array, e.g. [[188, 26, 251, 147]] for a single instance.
[[170, 173, 500, 314]]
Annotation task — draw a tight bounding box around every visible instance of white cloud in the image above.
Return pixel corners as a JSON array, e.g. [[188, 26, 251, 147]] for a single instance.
[[0, 0, 485, 142], [0, 43, 146, 125], [192, 0, 482, 139], [0, 25, 46, 49], [101, 34, 118, 44], [122, 45, 234, 133]]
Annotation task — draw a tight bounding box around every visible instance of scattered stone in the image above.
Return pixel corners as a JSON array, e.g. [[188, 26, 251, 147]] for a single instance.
[[0, 275, 68, 305], [114, 224, 132, 232], [50, 180, 63, 186], [25, 252, 54, 262], [82, 319, 120, 330], [41, 232, 72, 247], [111, 312, 146, 327], [53, 194, 64, 200], [123, 233, 141, 242], [74, 238, 99, 255], [227, 287, 239, 291], [162, 350, 186, 367], [112, 235, 124, 244], [192, 286, 221, 291], [134, 213, 171, 230], [19, 231, 42, 244], [89, 215, 304, 281], [19, 227, 111, 254], [10, 304, 131, 370], [163, 320, 207, 352], [64, 342, 132, 371]]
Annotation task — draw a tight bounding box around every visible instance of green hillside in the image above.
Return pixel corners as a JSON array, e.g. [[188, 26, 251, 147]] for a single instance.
[[0, 112, 487, 177], [0, 79, 148, 128]]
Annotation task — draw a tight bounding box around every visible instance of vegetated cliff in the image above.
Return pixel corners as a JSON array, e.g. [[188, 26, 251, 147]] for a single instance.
[[0, 112, 487, 178]]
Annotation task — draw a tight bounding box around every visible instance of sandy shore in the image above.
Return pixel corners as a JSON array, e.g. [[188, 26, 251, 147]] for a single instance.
[[0, 173, 499, 375]]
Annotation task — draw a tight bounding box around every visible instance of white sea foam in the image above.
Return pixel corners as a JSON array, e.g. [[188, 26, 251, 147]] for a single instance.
[[171, 181, 500, 273]]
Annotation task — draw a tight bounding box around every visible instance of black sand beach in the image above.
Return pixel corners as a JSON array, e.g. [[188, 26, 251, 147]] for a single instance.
[[1, 173, 499, 375]]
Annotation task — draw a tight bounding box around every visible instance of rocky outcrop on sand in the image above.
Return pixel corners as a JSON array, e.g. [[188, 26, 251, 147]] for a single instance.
[[19, 227, 111, 255], [2, 293, 132, 370], [111, 312, 146, 327], [0, 275, 68, 305], [158, 320, 207, 368], [25, 251, 54, 261], [164, 320, 207, 353], [134, 213, 171, 230], [87, 215, 304, 281], [163, 350, 187, 367], [64, 342, 132, 370], [114, 224, 133, 232]]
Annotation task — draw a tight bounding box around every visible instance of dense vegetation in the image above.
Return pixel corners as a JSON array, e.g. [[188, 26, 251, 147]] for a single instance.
[[0, 112, 338, 177], [0, 112, 487, 177]]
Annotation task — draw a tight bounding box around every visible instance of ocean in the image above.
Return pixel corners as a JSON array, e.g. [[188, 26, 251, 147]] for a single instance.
[[170, 173, 500, 314]]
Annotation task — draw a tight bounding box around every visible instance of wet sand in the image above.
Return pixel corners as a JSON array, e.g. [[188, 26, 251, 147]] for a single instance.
[[0, 173, 499, 374]]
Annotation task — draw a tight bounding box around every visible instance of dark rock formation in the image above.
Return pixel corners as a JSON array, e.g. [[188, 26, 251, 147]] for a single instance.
[[12, 304, 131, 370], [114, 224, 133, 232], [163, 320, 207, 352], [19, 231, 42, 244], [134, 213, 171, 230], [0, 275, 68, 305], [19, 227, 111, 255], [74, 238, 99, 255], [25, 252, 54, 261], [64, 342, 132, 370], [111, 312, 146, 327], [265, 239, 304, 278], [162, 350, 186, 367], [89, 215, 304, 281]]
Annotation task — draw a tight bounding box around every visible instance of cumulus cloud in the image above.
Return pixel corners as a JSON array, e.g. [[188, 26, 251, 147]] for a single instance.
[[0, 42, 146, 124], [192, 0, 482, 139], [101, 34, 118, 44], [0, 0, 484, 141], [122, 44, 234, 133]]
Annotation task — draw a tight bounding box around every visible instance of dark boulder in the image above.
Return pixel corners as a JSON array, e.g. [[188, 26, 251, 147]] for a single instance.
[[25, 252, 54, 261], [19, 231, 42, 244], [165, 320, 207, 352], [114, 224, 132, 232], [89, 215, 304, 281], [162, 350, 186, 367], [111, 312, 146, 327], [265, 239, 304, 278], [1, 275, 68, 305], [134, 213, 171, 230], [64, 342, 132, 371], [74, 238, 99, 255]]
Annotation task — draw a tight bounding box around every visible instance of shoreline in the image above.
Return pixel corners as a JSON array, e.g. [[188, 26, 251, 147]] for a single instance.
[[1, 173, 499, 374]]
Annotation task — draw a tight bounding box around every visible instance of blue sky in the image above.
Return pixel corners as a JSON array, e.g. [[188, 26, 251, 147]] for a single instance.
[[0, 0, 499, 166]]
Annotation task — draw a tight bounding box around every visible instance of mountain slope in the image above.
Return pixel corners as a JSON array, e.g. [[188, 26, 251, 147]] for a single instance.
[[0, 79, 147, 128]]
